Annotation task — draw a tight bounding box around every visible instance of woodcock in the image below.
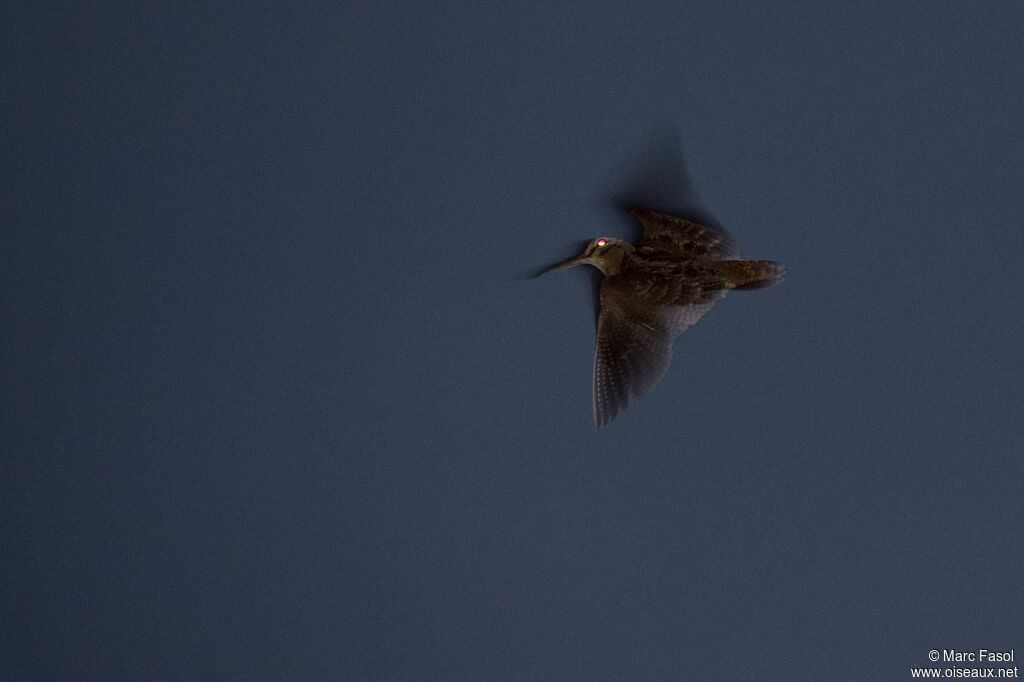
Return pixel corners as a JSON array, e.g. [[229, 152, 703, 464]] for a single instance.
[[541, 207, 784, 428]]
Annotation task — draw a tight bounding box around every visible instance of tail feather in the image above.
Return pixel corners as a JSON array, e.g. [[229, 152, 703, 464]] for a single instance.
[[725, 260, 785, 290]]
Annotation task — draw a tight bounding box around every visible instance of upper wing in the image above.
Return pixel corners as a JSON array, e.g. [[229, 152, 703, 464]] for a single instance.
[[630, 207, 737, 260], [592, 275, 724, 428]]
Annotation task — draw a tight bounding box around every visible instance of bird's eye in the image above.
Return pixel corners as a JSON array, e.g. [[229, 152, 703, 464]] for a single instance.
[[596, 239, 607, 247]]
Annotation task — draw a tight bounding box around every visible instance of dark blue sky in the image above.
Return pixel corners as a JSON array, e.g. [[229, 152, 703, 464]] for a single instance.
[[4, 3, 1023, 679]]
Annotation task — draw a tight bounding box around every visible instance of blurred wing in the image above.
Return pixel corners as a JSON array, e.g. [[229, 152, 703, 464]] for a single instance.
[[630, 207, 737, 260], [662, 298, 722, 336], [592, 277, 723, 428]]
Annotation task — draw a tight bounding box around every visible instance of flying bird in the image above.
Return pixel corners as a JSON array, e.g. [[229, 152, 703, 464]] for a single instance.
[[540, 207, 784, 428]]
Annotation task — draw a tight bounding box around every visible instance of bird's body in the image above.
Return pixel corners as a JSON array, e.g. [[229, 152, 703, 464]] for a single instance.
[[542, 207, 783, 428]]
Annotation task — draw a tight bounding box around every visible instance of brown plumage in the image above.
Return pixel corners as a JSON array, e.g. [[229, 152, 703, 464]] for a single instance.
[[541, 207, 784, 428]]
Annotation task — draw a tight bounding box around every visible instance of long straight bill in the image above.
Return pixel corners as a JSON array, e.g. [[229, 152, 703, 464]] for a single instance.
[[538, 256, 586, 276]]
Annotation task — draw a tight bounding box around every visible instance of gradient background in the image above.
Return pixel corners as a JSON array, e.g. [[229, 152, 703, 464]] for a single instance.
[[4, 3, 1023, 679]]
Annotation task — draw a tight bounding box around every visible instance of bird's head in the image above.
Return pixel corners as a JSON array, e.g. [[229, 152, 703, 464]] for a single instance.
[[539, 237, 632, 277]]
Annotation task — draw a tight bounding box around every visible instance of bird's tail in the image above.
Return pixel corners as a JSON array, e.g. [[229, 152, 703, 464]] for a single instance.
[[720, 260, 785, 290]]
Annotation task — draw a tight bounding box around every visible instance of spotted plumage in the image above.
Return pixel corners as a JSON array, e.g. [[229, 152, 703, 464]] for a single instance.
[[541, 207, 784, 428]]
